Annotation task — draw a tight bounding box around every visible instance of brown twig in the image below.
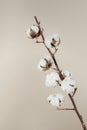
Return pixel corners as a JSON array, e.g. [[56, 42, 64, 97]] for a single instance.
[[34, 16, 87, 130], [57, 108, 75, 110]]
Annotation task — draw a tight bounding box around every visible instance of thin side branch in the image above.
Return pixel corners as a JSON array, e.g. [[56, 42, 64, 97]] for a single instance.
[[57, 108, 75, 110], [36, 40, 43, 43], [72, 87, 77, 97]]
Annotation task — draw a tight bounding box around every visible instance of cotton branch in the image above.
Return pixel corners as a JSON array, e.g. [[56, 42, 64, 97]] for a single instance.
[[33, 16, 87, 130]]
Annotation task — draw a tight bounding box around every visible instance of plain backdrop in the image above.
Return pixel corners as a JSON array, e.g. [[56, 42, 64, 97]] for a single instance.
[[0, 0, 87, 130]]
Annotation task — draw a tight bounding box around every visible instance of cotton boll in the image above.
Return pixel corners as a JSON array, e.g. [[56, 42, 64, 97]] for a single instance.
[[31, 25, 39, 34], [45, 72, 60, 87], [45, 34, 61, 49], [61, 84, 75, 94], [63, 78, 75, 86], [26, 25, 40, 39], [62, 70, 72, 78], [51, 34, 61, 46], [37, 55, 52, 71], [67, 78, 75, 86], [61, 78, 76, 94], [38, 58, 47, 71], [47, 93, 64, 107]]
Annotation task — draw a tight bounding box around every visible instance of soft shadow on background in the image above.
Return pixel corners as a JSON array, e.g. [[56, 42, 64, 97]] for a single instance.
[[0, 0, 87, 130]]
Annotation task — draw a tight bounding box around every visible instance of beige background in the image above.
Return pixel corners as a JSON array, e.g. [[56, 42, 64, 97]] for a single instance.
[[0, 0, 87, 130]]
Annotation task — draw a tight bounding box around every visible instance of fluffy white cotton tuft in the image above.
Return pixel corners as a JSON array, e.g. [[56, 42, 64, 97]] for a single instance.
[[45, 34, 61, 49], [45, 71, 60, 87], [62, 70, 72, 78], [47, 93, 64, 107], [60, 78, 76, 94], [37, 55, 52, 71], [26, 25, 40, 39]]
